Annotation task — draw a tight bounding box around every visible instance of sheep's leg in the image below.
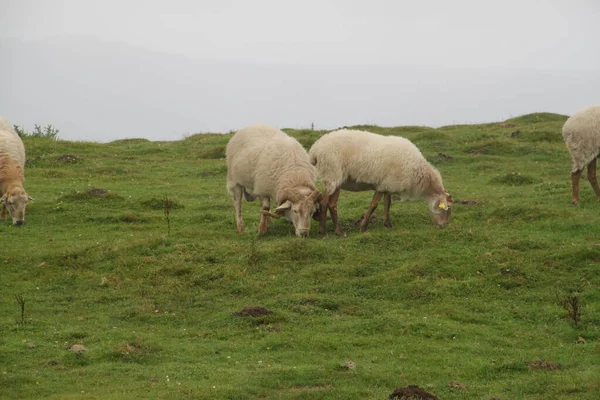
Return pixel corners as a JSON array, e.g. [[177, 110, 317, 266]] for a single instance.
[[0, 204, 6, 220], [318, 193, 330, 235], [359, 191, 384, 232], [328, 188, 344, 236], [587, 158, 600, 200], [571, 169, 583, 205], [383, 193, 392, 228], [258, 197, 272, 233], [232, 185, 245, 232]]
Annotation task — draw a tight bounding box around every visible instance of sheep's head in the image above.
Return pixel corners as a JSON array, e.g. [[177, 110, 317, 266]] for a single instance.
[[1, 188, 33, 226], [275, 189, 321, 237], [427, 191, 453, 228]]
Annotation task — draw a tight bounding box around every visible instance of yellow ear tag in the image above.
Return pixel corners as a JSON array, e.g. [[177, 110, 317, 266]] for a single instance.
[[438, 202, 447, 210]]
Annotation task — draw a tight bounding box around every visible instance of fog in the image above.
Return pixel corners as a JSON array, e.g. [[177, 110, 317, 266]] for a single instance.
[[1, 0, 599, 142]]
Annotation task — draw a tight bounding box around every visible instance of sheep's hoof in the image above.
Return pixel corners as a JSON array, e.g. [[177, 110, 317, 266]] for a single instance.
[[384, 221, 393, 228], [571, 200, 580, 206]]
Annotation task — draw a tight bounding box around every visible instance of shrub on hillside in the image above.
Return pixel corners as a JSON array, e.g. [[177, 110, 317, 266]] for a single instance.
[[14, 124, 60, 140]]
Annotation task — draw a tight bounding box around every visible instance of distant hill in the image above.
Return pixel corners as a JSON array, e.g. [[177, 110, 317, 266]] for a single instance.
[[505, 112, 569, 124], [1, 36, 598, 142]]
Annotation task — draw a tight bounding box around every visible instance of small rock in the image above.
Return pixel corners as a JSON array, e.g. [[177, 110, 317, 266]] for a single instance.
[[576, 336, 586, 344], [26, 343, 36, 349], [343, 360, 356, 370], [69, 344, 87, 352]]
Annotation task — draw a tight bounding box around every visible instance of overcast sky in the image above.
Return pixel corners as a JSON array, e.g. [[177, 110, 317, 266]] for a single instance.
[[1, 0, 599, 141]]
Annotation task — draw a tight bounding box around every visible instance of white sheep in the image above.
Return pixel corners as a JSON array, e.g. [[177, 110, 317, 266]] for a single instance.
[[226, 124, 321, 237], [562, 105, 600, 204], [308, 129, 453, 235], [0, 117, 33, 226]]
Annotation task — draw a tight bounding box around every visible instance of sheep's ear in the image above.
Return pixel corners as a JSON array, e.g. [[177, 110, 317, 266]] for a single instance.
[[275, 200, 292, 214], [27, 195, 34, 201], [437, 197, 450, 210]]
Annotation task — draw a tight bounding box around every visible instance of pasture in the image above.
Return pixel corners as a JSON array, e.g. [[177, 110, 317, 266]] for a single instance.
[[1, 113, 599, 399]]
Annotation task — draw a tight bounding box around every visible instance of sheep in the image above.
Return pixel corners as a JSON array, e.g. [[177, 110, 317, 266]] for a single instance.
[[308, 129, 453, 235], [0, 117, 33, 226], [562, 105, 600, 205], [226, 124, 321, 237]]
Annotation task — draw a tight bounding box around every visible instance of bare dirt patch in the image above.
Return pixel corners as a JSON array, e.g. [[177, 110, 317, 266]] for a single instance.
[[289, 384, 332, 392], [449, 380, 467, 389], [87, 188, 109, 196], [525, 359, 561, 371], [437, 152, 453, 161], [56, 154, 78, 163], [389, 385, 439, 399], [466, 147, 486, 155], [233, 306, 273, 317]]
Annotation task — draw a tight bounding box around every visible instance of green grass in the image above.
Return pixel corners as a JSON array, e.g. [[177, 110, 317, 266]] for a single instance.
[[2, 115, 599, 400]]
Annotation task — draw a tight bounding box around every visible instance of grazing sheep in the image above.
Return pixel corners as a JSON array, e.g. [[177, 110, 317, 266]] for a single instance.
[[562, 105, 600, 204], [309, 129, 453, 235], [0, 117, 32, 226], [226, 124, 321, 237]]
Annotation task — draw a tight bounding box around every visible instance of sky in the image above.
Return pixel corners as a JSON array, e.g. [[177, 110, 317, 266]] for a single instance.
[[1, 0, 599, 141]]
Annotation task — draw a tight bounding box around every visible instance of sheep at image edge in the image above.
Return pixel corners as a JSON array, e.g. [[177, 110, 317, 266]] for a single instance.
[[562, 105, 600, 205], [309, 129, 453, 236], [0, 117, 33, 226]]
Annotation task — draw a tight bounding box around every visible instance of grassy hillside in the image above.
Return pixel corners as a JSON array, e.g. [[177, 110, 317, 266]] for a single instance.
[[2, 113, 599, 400]]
